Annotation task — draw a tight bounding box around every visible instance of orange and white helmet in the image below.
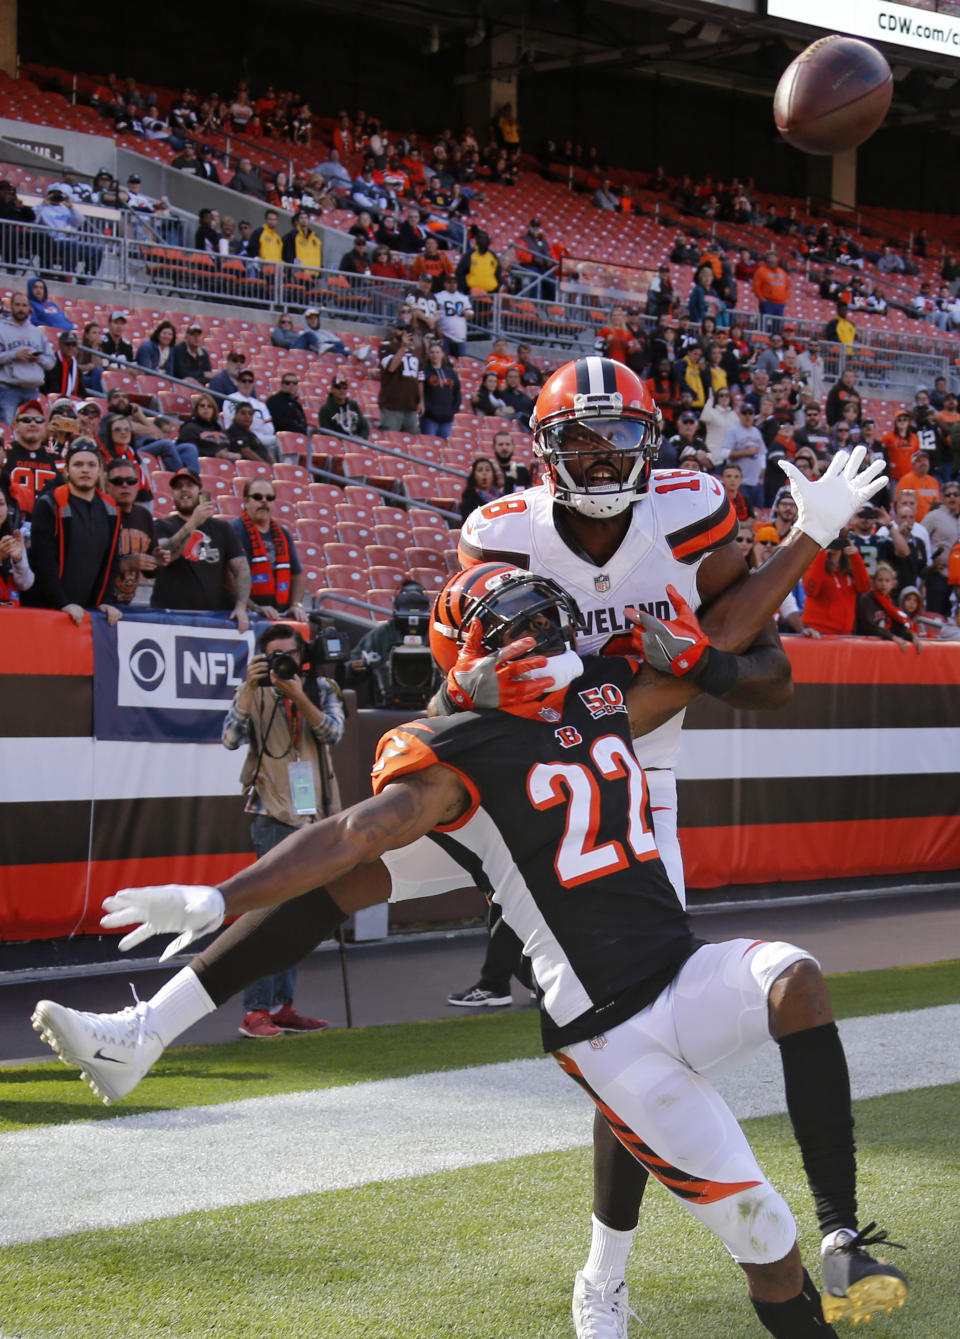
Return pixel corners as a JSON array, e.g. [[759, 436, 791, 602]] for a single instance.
[[430, 562, 580, 672], [530, 356, 661, 518]]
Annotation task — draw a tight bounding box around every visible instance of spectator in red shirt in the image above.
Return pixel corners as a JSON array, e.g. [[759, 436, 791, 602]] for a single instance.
[[882, 411, 919, 482], [802, 536, 872, 634], [596, 306, 638, 365]]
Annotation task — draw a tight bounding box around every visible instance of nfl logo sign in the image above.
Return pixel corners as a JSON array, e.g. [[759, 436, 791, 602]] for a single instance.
[[594, 574, 611, 594]]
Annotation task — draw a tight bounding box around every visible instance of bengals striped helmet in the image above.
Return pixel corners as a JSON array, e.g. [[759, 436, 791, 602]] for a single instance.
[[530, 356, 661, 518], [430, 563, 581, 672]]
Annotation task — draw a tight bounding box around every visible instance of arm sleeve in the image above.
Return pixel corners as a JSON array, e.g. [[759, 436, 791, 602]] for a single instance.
[[221, 698, 252, 749], [308, 678, 346, 745], [26, 499, 67, 607]]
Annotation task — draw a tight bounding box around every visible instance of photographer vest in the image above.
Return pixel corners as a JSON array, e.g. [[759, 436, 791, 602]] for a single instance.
[[239, 690, 341, 828]]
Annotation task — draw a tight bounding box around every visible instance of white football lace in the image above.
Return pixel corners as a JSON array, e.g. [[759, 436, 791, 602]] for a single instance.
[[576, 1279, 641, 1339]]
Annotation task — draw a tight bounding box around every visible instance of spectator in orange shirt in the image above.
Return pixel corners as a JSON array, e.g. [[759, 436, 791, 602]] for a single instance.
[[882, 411, 919, 482], [483, 337, 517, 388], [752, 248, 791, 329], [596, 305, 638, 365], [411, 236, 454, 284], [802, 536, 872, 635], [895, 450, 941, 520]]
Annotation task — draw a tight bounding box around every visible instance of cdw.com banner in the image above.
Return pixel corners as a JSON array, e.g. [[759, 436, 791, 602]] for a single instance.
[[767, 0, 960, 59]]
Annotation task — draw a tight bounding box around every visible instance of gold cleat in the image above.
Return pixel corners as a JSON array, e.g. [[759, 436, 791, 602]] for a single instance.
[[822, 1272, 908, 1325]]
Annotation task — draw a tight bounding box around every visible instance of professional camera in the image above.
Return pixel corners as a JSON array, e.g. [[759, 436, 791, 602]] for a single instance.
[[265, 649, 300, 681]]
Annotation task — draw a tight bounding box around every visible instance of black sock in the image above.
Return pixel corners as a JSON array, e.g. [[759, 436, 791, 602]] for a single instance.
[[592, 1107, 649, 1231], [778, 1023, 857, 1236], [752, 1270, 838, 1337], [191, 886, 345, 1007]]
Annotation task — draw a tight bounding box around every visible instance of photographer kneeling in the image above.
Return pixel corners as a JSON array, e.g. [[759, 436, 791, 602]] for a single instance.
[[222, 622, 345, 1037]]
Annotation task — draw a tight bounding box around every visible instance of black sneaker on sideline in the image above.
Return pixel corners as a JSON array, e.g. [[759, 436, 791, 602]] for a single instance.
[[446, 985, 513, 1007], [821, 1222, 908, 1325]]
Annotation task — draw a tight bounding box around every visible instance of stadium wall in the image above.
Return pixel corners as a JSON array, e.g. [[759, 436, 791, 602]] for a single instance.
[[1, 609, 958, 943]]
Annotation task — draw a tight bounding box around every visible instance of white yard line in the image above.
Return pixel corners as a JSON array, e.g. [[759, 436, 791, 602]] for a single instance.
[[3, 1005, 958, 1247]]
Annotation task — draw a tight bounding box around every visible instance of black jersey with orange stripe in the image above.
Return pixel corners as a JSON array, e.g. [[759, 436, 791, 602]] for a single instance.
[[371, 656, 697, 1050]]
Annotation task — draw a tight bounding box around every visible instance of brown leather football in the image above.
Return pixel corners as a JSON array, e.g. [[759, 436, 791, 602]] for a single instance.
[[774, 35, 893, 156]]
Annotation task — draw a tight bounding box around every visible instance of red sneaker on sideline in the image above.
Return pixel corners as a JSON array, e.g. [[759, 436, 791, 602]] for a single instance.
[[239, 1009, 283, 1038], [271, 1005, 329, 1033]]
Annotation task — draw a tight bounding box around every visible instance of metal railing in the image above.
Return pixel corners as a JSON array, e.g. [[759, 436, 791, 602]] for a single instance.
[[2, 216, 956, 397]]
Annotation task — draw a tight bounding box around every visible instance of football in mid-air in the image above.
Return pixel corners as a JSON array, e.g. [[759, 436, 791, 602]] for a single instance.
[[773, 34, 893, 155]]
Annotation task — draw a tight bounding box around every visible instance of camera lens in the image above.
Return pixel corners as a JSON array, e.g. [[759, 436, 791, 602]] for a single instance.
[[266, 650, 299, 680]]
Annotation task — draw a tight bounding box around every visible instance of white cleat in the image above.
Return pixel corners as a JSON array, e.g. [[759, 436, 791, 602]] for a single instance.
[[572, 1270, 640, 1338], [31, 996, 164, 1105]]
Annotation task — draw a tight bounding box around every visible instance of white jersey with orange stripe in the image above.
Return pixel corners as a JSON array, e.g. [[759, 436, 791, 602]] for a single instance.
[[457, 470, 738, 770]]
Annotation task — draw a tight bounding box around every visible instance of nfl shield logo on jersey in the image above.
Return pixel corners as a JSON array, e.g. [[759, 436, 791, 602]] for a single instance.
[[594, 574, 611, 594]]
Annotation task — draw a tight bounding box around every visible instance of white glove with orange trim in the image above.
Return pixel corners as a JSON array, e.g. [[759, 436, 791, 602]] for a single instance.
[[101, 884, 226, 962], [441, 618, 553, 711], [780, 446, 887, 548]]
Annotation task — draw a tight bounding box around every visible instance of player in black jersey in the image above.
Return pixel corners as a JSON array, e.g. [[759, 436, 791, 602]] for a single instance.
[[86, 552, 907, 1339]]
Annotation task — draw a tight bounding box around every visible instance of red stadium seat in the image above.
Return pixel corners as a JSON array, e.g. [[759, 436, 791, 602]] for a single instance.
[[337, 521, 375, 546], [372, 505, 410, 528], [309, 483, 343, 507], [411, 567, 446, 591], [324, 543, 367, 568], [296, 501, 336, 522], [367, 565, 406, 589], [275, 433, 309, 463], [215, 495, 244, 518], [406, 547, 445, 570], [344, 484, 385, 509], [365, 544, 405, 568], [411, 526, 451, 552], [336, 503, 374, 525], [235, 460, 273, 480], [324, 565, 368, 590], [296, 519, 337, 544], [275, 462, 311, 485], [373, 524, 411, 548]]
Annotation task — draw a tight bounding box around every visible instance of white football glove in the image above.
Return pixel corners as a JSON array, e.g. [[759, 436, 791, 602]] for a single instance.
[[101, 884, 226, 962], [779, 446, 887, 548]]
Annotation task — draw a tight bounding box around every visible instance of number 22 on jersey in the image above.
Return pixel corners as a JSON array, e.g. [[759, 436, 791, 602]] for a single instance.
[[526, 735, 659, 887]]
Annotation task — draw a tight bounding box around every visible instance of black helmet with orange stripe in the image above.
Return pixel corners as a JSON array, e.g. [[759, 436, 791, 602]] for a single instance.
[[530, 356, 661, 519], [430, 562, 581, 673]]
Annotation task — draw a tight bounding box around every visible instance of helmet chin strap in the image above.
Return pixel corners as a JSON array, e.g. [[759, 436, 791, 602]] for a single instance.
[[554, 487, 635, 519]]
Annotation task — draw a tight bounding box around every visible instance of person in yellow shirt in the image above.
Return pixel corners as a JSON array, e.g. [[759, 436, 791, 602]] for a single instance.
[[824, 301, 857, 347], [496, 102, 520, 147], [456, 230, 501, 293], [251, 209, 283, 263], [282, 211, 322, 270]]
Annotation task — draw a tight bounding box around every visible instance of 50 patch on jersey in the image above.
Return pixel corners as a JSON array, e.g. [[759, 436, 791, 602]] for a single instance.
[[578, 684, 627, 719]]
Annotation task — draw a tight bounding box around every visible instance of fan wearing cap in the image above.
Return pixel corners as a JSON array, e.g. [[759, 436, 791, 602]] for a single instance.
[[895, 449, 941, 521], [170, 320, 211, 385], [21, 439, 122, 626], [223, 373, 281, 461], [0, 290, 57, 424], [42, 329, 84, 398], [150, 468, 250, 629], [0, 400, 60, 520], [663, 410, 702, 470], [318, 376, 370, 439], [100, 312, 133, 364]]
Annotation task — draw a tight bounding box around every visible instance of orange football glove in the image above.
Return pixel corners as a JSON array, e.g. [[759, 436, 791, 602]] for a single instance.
[[444, 618, 554, 711]]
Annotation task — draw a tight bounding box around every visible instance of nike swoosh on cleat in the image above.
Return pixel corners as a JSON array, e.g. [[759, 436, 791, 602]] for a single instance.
[[92, 1049, 125, 1064]]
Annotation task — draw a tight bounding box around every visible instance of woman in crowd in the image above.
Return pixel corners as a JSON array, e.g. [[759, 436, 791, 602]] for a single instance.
[[855, 562, 921, 650], [644, 357, 678, 433], [793, 447, 820, 480], [420, 343, 461, 439], [77, 320, 105, 392], [27, 277, 73, 331], [177, 393, 238, 460], [136, 320, 177, 374], [699, 383, 737, 468], [460, 456, 503, 523], [0, 483, 33, 605], [471, 369, 513, 419], [802, 532, 872, 634]]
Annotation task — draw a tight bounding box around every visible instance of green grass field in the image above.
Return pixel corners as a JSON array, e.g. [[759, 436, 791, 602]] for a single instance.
[[1, 960, 957, 1339]]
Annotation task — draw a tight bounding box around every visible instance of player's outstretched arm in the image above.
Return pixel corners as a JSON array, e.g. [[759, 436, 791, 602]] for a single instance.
[[101, 768, 466, 956], [695, 446, 887, 657]]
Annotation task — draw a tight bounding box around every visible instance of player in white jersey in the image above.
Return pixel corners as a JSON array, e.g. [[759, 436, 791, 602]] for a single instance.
[[32, 360, 889, 1336]]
